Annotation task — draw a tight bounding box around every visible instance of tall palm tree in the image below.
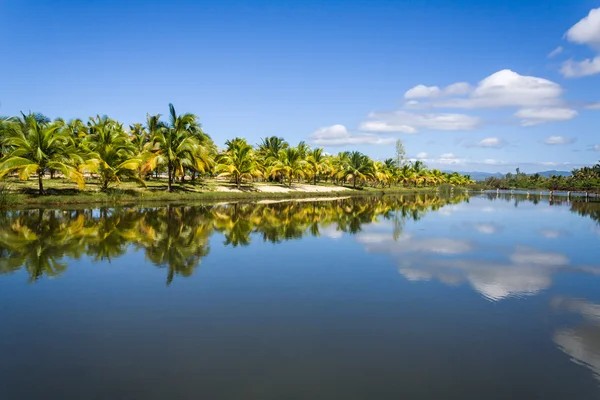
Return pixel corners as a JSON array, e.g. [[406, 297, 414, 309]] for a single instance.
[[257, 136, 288, 163], [271, 147, 306, 188], [306, 147, 326, 185], [144, 104, 209, 192], [0, 113, 85, 194], [83, 115, 142, 190], [215, 138, 261, 189], [129, 122, 149, 155], [344, 151, 374, 189]]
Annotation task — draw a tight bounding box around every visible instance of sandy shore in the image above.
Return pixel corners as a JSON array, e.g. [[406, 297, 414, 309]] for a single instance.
[[215, 183, 349, 194]]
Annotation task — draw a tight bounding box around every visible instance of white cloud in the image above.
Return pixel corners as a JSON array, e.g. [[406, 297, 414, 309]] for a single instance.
[[543, 136, 576, 145], [585, 102, 600, 109], [593, 145, 600, 151], [444, 82, 472, 96], [484, 159, 502, 165], [473, 137, 506, 148], [431, 69, 564, 109], [359, 121, 417, 134], [560, 8, 600, 78], [565, 8, 600, 49], [440, 153, 456, 159], [548, 46, 564, 58], [403, 82, 472, 99], [404, 85, 442, 99], [360, 111, 480, 133], [560, 57, 600, 78], [310, 124, 396, 146], [416, 152, 428, 159], [515, 107, 578, 126]]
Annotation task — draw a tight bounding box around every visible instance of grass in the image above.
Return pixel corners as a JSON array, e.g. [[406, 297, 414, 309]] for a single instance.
[[0, 177, 443, 209]]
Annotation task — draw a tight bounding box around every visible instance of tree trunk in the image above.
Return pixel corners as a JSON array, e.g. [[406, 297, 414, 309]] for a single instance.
[[236, 175, 240, 189], [180, 173, 185, 183], [313, 174, 317, 185], [38, 172, 44, 195], [167, 163, 172, 192], [353, 176, 357, 189]]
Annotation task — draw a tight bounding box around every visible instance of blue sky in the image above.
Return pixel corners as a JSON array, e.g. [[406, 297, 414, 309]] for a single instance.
[[1, 0, 600, 173]]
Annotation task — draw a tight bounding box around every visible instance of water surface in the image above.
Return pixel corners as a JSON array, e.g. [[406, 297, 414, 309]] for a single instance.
[[1, 194, 599, 399]]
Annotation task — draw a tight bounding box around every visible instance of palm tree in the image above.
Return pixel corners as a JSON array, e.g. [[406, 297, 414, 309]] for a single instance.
[[307, 147, 326, 185], [83, 115, 142, 190], [271, 147, 306, 188], [144, 104, 209, 192], [129, 122, 149, 155], [0, 116, 17, 160], [215, 138, 261, 189], [344, 151, 374, 189], [0, 113, 85, 194], [257, 136, 288, 163]]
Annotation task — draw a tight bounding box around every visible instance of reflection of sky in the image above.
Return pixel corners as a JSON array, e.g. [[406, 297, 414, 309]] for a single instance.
[[1, 197, 600, 398], [356, 196, 600, 302], [553, 297, 600, 383]]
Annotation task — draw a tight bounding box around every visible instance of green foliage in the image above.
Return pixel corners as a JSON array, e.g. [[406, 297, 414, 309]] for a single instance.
[[484, 165, 600, 191], [0, 104, 479, 197]]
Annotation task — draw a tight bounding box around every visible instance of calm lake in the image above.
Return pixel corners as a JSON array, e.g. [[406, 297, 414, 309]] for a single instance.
[[1, 193, 599, 399]]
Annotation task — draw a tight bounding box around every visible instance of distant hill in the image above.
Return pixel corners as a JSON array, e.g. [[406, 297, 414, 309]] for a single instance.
[[445, 170, 572, 181], [536, 170, 572, 178]]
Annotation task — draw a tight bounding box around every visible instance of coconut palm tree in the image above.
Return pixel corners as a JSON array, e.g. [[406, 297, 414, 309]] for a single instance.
[[129, 122, 149, 155], [0, 113, 85, 194], [144, 104, 209, 192], [257, 136, 288, 163], [306, 147, 326, 185], [271, 147, 306, 187], [343, 151, 374, 189], [83, 115, 142, 190], [215, 138, 261, 189]]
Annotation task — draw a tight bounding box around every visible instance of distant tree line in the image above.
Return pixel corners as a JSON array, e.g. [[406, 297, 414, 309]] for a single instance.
[[484, 166, 600, 192]]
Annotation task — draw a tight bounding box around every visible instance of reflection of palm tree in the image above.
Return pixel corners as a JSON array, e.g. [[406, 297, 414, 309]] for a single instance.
[[140, 205, 212, 285], [0, 194, 473, 283], [213, 203, 257, 247], [0, 210, 87, 281]]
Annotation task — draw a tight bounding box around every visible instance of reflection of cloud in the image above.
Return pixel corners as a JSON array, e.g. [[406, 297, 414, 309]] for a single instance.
[[475, 224, 500, 234], [539, 229, 569, 239], [399, 268, 432, 282], [509, 246, 569, 266], [357, 233, 474, 255], [364, 238, 571, 301], [466, 264, 553, 301], [554, 327, 600, 381], [552, 297, 600, 322], [461, 222, 503, 234], [320, 225, 343, 240], [552, 297, 600, 382]]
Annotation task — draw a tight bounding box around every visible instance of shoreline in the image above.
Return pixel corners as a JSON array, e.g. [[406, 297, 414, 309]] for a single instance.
[[0, 184, 446, 209]]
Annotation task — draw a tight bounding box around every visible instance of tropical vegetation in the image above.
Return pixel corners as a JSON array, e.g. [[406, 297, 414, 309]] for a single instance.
[[0, 104, 477, 198], [484, 166, 600, 192]]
